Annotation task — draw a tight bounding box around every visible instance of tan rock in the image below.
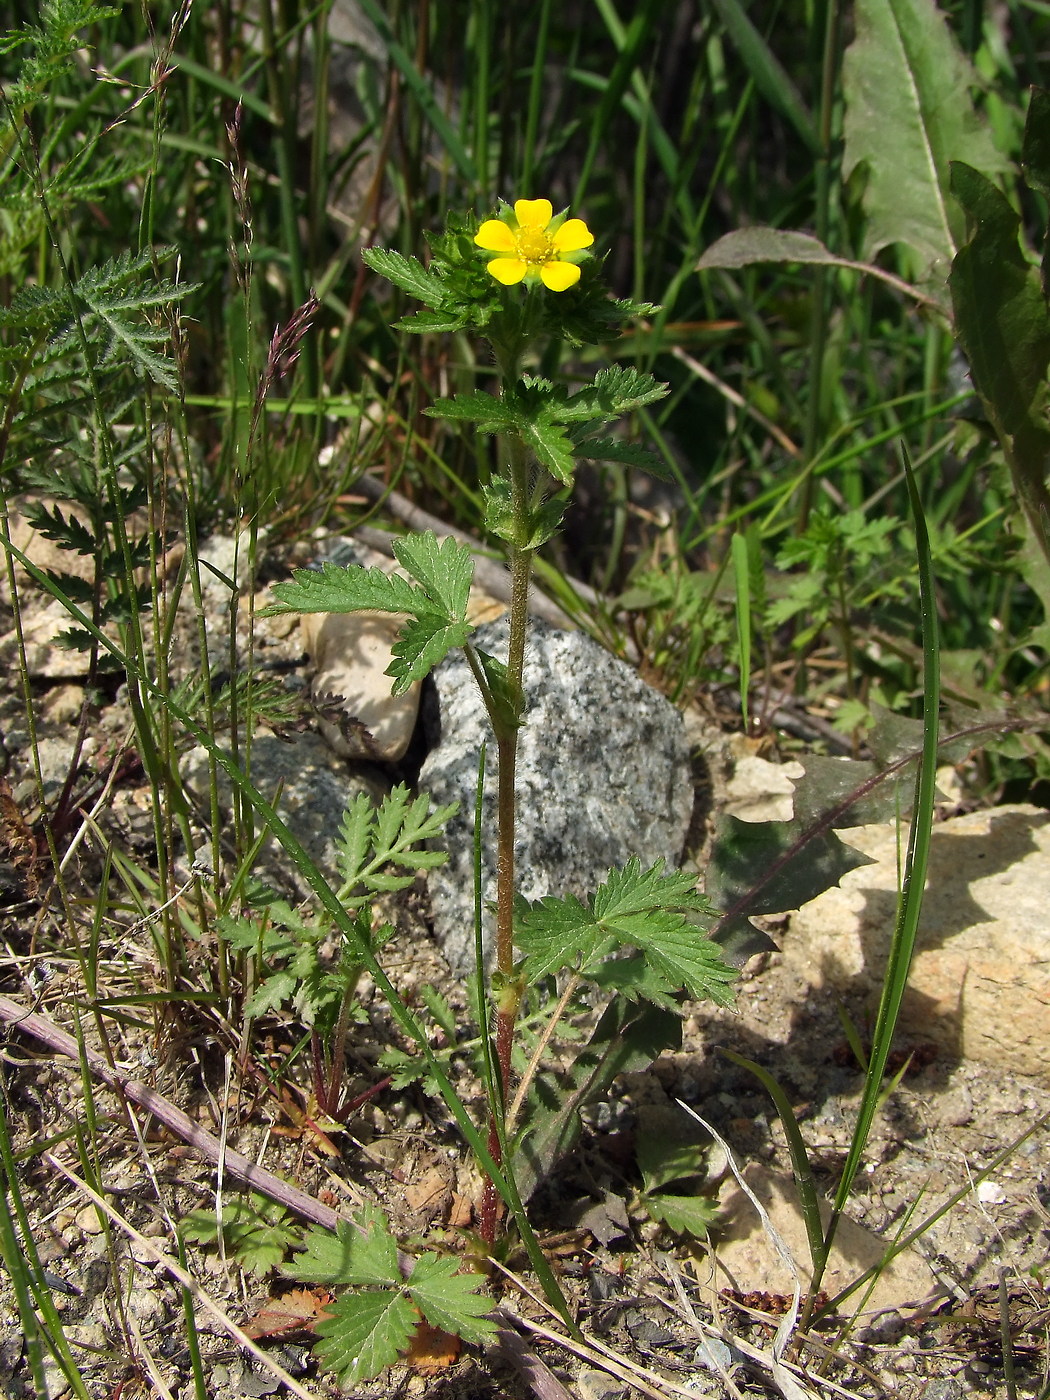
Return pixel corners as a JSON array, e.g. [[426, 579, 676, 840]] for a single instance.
[[697, 1164, 937, 1317], [783, 804, 1050, 1078], [301, 609, 420, 761]]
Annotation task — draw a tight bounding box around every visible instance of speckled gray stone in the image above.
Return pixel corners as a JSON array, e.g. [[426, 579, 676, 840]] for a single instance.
[[419, 620, 694, 974]]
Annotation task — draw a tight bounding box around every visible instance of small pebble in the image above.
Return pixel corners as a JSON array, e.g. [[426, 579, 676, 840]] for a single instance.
[[937, 1086, 974, 1127]]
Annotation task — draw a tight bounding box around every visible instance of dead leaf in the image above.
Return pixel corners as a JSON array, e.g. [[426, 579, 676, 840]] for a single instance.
[[448, 1192, 473, 1229], [244, 1288, 334, 1339], [405, 1166, 449, 1216], [406, 1320, 461, 1372]]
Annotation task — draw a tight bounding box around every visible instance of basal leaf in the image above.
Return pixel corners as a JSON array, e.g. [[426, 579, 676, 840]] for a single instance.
[[949, 161, 1050, 439], [707, 814, 873, 926], [514, 1000, 681, 1200], [312, 1291, 418, 1385], [406, 1255, 496, 1344], [289, 1207, 401, 1288], [842, 0, 1003, 287], [698, 227, 839, 271], [392, 532, 474, 621], [643, 1193, 719, 1238]]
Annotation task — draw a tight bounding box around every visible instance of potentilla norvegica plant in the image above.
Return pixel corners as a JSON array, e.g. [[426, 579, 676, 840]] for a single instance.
[[267, 197, 737, 1245]]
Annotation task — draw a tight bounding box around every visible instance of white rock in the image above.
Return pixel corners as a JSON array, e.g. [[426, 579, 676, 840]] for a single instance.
[[300, 609, 419, 761], [782, 804, 1050, 1080]]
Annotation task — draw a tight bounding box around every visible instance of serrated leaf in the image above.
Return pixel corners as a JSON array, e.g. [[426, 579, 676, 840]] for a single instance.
[[389, 616, 472, 694], [571, 435, 670, 478], [842, 0, 1004, 286], [312, 1290, 418, 1385], [406, 1255, 496, 1344], [425, 390, 522, 431], [362, 246, 450, 310], [517, 859, 733, 1004], [391, 532, 474, 621], [395, 309, 466, 333], [561, 366, 669, 422], [289, 1208, 402, 1288], [266, 560, 424, 616], [245, 970, 299, 1017], [586, 955, 679, 1010], [522, 418, 576, 484], [643, 1193, 719, 1237], [636, 1134, 707, 1195]]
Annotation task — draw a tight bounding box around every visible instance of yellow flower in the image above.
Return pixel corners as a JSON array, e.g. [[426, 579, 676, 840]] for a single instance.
[[474, 198, 594, 292]]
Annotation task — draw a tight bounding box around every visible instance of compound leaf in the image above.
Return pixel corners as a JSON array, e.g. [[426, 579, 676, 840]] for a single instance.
[[289, 1207, 401, 1288], [312, 1290, 418, 1386], [406, 1255, 496, 1344]]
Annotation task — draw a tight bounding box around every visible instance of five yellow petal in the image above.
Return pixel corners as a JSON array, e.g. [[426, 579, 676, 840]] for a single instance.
[[474, 198, 593, 292]]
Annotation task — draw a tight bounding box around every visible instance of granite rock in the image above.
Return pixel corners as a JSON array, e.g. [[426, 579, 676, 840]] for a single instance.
[[419, 620, 695, 974]]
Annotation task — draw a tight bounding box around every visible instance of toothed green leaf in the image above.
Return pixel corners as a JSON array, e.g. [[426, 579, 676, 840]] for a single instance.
[[312, 1291, 418, 1385], [406, 1254, 496, 1344]]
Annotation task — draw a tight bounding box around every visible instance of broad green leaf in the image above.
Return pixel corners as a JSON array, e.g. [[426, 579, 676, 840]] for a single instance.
[[312, 1291, 418, 1385], [707, 814, 872, 922], [406, 1254, 496, 1344], [1022, 88, 1050, 299], [586, 954, 679, 1010], [389, 617, 473, 694], [395, 308, 465, 333], [643, 1193, 719, 1238], [392, 532, 474, 621], [842, 0, 1004, 287], [518, 859, 733, 1003], [949, 162, 1050, 438], [362, 246, 450, 310], [561, 366, 668, 422], [289, 1208, 401, 1288], [265, 560, 423, 617], [636, 1134, 707, 1195], [698, 228, 840, 271]]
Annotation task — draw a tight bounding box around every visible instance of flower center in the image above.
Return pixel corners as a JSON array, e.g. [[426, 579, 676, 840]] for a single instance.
[[516, 227, 553, 263]]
